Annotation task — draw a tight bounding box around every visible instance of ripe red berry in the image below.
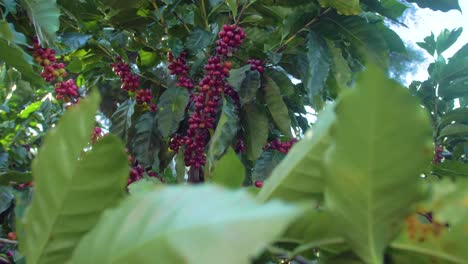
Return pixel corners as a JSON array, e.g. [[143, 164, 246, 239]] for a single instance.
[[7, 232, 16, 240], [254, 180, 263, 188]]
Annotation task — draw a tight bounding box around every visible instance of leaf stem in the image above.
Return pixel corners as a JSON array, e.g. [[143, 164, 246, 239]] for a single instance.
[[200, 0, 209, 30], [274, 8, 332, 53], [172, 12, 191, 33], [235, 0, 250, 26], [151, 0, 169, 35]]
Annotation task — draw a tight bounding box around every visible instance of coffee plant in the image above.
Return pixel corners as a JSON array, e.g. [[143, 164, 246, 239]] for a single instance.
[[0, 0, 467, 263]]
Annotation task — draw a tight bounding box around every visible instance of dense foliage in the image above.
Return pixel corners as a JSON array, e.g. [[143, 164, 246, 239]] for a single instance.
[[0, 0, 467, 263]]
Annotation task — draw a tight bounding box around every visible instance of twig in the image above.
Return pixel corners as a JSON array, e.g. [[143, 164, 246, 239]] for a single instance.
[[234, 0, 250, 25], [200, 0, 209, 30], [172, 12, 191, 33], [274, 8, 332, 53], [151, 0, 169, 35], [0, 238, 18, 245]]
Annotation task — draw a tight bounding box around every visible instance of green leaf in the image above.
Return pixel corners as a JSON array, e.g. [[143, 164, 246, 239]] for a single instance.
[[264, 75, 292, 137], [156, 87, 189, 138], [391, 178, 468, 263], [257, 104, 335, 203], [433, 160, 468, 178], [127, 177, 161, 194], [304, 32, 330, 106], [438, 107, 468, 128], [264, 68, 294, 96], [252, 150, 284, 183], [0, 186, 14, 214], [19, 92, 130, 264], [210, 148, 245, 188], [317, 0, 361, 15], [326, 40, 352, 93], [22, 0, 61, 45], [186, 29, 213, 54], [227, 64, 251, 92], [0, 171, 32, 186], [132, 113, 159, 168], [110, 99, 135, 142], [0, 38, 41, 83], [0, 21, 27, 46], [207, 99, 239, 165], [362, 0, 408, 21], [226, 0, 238, 18], [325, 66, 433, 263], [242, 103, 269, 161], [239, 70, 261, 105], [0, 0, 16, 15], [281, 209, 343, 250], [406, 0, 461, 12], [318, 14, 389, 68], [18, 101, 43, 119], [417, 32, 437, 56], [438, 123, 468, 139], [58, 32, 92, 52], [71, 185, 303, 264], [436, 28, 463, 55]]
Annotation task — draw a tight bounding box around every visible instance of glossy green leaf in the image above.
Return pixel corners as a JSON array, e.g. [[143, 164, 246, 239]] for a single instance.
[[239, 70, 261, 105], [252, 150, 284, 183], [0, 21, 27, 45], [327, 40, 352, 93], [406, 0, 461, 12], [227, 65, 251, 92], [325, 66, 433, 263], [0, 171, 32, 185], [242, 103, 269, 161], [318, 14, 389, 68], [22, 0, 61, 45], [132, 113, 160, 168], [186, 29, 213, 54], [207, 99, 239, 165], [304, 32, 330, 106], [71, 185, 303, 264], [317, 0, 361, 15], [0, 186, 14, 214], [264, 68, 295, 96], [264, 75, 292, 137], [226, 0, 238, 18], [438, 107, 468, 128], [362, 0, 408, 21], [156, 87, 189, 138], [438, 123, 468, 139], [110, 99, 135, 142], [257, 104, 335, 203], [210, 148, 245, 188], [19, 92, 130, 264], [433, 160, 468, 178], [436, 28, 463, 54], [0, 38, 40, 83]]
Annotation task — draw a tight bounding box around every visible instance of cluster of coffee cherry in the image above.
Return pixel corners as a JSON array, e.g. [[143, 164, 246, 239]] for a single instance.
[[248, 59, 264, 73], [264, 138, 298, 154], [433, 145, 444, 164], [216, 25, 246, 56], [54, 79, 79, 101], [135, 89, 157, 112], [168, 51, 195, 90], [182, 57, 236, 168], [31, 37, 80, 103], [110, 56, 140, 92], [128, 163, 163, 185]]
